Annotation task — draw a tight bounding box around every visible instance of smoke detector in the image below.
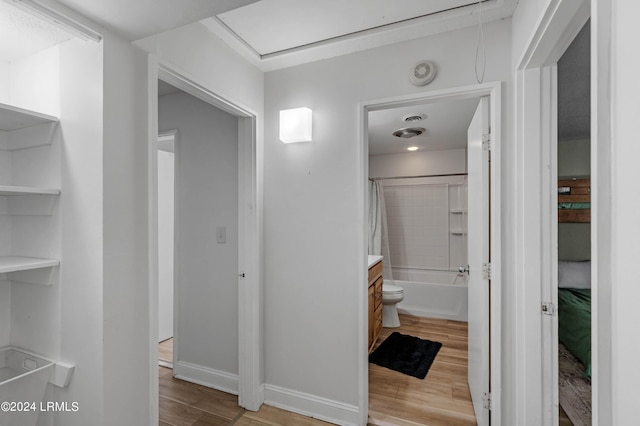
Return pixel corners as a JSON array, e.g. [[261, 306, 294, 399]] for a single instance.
[[410, 60, 437, 86], [392, 127, 426, 138]]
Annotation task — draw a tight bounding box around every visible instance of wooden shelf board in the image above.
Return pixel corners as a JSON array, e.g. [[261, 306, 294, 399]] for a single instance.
[[0, 103, 58, 132], [0, 256, 59, 274], [0, 185, 60, 196]]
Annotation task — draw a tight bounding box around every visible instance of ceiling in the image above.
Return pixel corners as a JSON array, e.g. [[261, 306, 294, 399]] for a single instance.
[[0, 1, 72, 62], [368, 98, 481, 156], [217, 0, 484, 56], [54, 0, 259, 41], [0, 0, 517, 71], [206, 0, 517, 71]]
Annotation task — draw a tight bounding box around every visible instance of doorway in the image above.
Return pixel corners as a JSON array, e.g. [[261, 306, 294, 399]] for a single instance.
[[512, 0, 591, 424], [157, 129, 176, 369], [359, 82, 502, 425], [148, 62, 263, 424]]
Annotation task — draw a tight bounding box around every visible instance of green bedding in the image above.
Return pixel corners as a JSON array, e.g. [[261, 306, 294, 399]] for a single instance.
[[558, 202, 591, 209], [558, 288, 591, 377]]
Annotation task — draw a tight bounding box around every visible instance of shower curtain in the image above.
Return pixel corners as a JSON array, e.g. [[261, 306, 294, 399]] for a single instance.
[[368, 180, 393, 281]]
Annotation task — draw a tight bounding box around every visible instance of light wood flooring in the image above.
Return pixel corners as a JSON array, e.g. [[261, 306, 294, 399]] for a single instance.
[[159, 316, 572, 425], [159, 366, 332, 426], [159, 338, 173, 365], [368, 314, 476, 426]]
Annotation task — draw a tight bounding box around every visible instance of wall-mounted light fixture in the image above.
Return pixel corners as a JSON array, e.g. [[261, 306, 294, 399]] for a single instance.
[[279, 107, 312, 143]]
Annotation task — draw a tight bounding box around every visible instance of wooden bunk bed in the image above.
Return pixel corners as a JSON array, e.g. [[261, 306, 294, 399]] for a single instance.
[[557, 177, 592, 425], [558, 177, 590, 223]]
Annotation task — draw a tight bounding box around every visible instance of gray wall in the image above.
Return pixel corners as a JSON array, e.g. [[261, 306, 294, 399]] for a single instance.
[[159, 91, 240, 378], [557, 21, 590, 261]]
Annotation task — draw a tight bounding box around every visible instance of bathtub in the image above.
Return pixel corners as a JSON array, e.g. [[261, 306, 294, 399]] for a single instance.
[[390, 269, 468, 322]]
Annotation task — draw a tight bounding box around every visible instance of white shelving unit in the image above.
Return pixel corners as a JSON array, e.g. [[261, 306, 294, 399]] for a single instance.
[[0, 257, 59, 274], [0, 103, 60, 282], [0, 101, 58, 131], [0, 186, 60, 196]]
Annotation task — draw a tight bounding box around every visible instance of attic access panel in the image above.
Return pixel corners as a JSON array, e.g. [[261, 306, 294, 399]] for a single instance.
[[217, 0, 484, 56]]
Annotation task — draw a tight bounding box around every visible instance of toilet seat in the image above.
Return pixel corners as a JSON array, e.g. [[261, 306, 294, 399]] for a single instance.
[[383, 284, 403, 294]]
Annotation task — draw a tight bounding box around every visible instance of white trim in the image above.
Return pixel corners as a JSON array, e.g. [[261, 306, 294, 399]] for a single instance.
[[174, 361, 239, 395], [146, 53, 160, 426], [202, 0, 517, 72], [4, 0, 103, 42], [513, 0, 591, 424], [147, 60, 263, 424], [264, 384, 359, 426], [358, 81, 502, 425], [591, 1, 612, 423]]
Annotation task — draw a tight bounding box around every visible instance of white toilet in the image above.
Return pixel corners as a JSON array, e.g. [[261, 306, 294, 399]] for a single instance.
[[382, 283, 404, 328]]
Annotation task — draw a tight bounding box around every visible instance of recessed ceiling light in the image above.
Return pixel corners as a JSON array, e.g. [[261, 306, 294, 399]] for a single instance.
[[392, 127, 426, 138], [406, 146, 420, 152]]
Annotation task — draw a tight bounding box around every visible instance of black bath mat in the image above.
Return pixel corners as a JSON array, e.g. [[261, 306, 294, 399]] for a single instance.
[[369, 332, 442, 379]]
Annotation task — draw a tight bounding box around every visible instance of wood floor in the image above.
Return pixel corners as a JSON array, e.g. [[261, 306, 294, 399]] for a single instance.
[[159, 316, 573, 425], [159, 338, 173, 365], [368, 314, 476, 426], [159, 366, 332, 426]]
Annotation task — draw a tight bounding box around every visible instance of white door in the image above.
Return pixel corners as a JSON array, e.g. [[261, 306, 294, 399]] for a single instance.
[[158, 144, 175, 343], [467, 96, 491, 426]]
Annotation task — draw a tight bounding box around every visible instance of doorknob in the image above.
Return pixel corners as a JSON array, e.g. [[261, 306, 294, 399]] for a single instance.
[[458, 265, 469, 274]]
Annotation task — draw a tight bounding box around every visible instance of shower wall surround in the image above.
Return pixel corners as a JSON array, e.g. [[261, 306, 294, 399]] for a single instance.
[[381, 175, 467, 274]]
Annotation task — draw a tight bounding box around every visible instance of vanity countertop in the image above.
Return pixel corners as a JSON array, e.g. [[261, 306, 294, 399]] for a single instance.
[[368, 255, 383, 269]]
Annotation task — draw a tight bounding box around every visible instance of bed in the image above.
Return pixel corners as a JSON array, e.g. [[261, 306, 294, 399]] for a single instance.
[[558, 286, 591, 377], [557, 177, 591, 377], [558, 178, 590, 223]]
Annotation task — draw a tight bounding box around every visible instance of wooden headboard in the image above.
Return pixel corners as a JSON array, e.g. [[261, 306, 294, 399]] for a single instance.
[[558, 178, 590, 223]]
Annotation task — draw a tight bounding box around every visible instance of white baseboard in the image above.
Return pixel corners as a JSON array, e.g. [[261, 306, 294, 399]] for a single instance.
[[174, 360, 239, 395], [264, 384, 359, 426]]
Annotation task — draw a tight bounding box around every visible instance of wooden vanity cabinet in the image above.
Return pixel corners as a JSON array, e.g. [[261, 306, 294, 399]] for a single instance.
[[368, 260, 383, 352]]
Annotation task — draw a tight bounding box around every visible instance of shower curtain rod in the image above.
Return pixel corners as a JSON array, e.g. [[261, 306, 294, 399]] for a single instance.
[[369, 172, 468, 181]]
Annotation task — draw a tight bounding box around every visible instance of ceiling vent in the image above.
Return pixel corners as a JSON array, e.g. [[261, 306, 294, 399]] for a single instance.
[[402, 113, 427, 123], [392, 127, 426, 138]]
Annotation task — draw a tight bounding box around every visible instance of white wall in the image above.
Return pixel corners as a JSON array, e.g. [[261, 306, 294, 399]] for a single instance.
[[159, 91, 239, 379], [134, 23, 264, 115], [558, 138, 590, 177], [369, 148, 466, 178], [264, 18, 511, 420], [102, 32, 150, 426], [58, 37, 105, 426], [8, 47, 59, 117], [0, 61, 8, 103], [602, 2, 640, 423]]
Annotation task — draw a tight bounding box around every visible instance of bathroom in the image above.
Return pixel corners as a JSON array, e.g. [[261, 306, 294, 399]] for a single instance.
[[366, 96, 483, 425], [368, 98, 478, 324]]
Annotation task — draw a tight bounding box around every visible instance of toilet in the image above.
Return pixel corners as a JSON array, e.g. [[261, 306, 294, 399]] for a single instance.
[[382, 283, 404, 328]]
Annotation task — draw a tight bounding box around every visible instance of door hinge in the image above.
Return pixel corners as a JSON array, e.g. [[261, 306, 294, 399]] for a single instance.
[[483, 392, 492, 410], [239, 273, 245, 278], [482, 262, 492, 280], [482, 133, 492, 151], [541, 302, 556, 315]]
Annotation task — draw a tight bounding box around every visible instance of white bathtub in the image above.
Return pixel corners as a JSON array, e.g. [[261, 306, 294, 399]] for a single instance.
[[390, 270, 468, 322]]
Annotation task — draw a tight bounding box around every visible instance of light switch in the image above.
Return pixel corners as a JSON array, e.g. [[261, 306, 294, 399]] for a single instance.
[[216, 226, 226, 244]]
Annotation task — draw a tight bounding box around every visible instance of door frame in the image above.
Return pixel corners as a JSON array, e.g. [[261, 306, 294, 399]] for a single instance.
[[512, 0, 596, 424], [357, 81, 502, 425], [147, 59, 264, 425]]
